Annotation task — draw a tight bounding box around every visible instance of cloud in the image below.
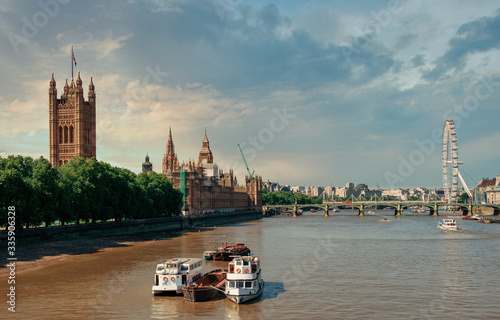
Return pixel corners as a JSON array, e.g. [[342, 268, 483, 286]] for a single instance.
[[424, 11, 500, 81], [55, 33, 134, 60], [411, 53, 425, 67]]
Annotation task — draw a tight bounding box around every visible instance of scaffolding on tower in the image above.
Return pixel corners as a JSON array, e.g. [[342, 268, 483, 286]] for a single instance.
[[180, 168, 187, 213]]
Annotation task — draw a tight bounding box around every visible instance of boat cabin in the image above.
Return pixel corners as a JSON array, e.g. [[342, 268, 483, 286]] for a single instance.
[[152, 258, 203, 295], [228, 256, 259, 274]]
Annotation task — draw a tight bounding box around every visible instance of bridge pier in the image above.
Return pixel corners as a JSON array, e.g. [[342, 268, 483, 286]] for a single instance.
[[263, 205, 268, 217], [324, 204, 329, 218], [359, 203, 364, 217], [395, 203, 402, 216], [293, 204, 298, 218], [494, 207, 500, 216], [430, 203, 439, 216]]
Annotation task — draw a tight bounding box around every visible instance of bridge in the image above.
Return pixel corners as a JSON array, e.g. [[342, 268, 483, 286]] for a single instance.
[[264, 201, 500, 217]]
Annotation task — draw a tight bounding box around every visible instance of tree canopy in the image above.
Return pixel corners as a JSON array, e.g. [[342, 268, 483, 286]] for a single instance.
[[0, 155, 183, 229], [262, 190, 323, 205]]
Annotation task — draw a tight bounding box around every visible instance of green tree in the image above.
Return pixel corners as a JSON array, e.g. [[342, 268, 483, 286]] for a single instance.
[[459, 193, 470, 203]]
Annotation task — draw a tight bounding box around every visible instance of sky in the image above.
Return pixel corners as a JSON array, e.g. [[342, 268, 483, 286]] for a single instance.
[[1, 0, 499, 189]]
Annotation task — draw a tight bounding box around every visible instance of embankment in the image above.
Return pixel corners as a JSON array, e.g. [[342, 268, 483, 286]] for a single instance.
[[0, 210, 262, 243]]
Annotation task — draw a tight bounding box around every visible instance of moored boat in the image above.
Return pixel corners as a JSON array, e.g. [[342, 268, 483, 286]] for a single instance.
[[332, 208, 340, 212], [203, 250, 217, 260], [212, 243, 251, 261], [182, 269, 227, 302], [225, 255, 264, 304], [152, 258, 203, 295], [437, 219, 458, 230]]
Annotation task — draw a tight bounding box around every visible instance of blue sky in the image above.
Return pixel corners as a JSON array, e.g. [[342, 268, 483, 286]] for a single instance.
[[1, 0, 499, 189]]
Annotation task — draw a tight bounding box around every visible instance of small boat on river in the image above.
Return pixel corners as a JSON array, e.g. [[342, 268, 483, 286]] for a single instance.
[[225, 255, 264, 304], [152, 258, 203, 295], [182, 269, 227, 302], [462, 214, 483, 220], [209, 243, 251, 261], [367, 210, 375, 215], [203, 250, 217, 260], [437, 219, 458, 230]]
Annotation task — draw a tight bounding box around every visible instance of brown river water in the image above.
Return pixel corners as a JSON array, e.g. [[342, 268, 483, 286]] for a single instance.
[[2, 210, 500, 319]]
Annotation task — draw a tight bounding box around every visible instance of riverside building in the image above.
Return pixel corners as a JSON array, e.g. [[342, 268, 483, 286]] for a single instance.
[[162, 128, 262, 215]]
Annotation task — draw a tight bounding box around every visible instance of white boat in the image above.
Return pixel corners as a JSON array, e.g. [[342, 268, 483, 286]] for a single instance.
[[437, 219, 458, 230], [332, 208, 340, 213], [367, 210, 375, 215], [225, 256, 264, 304], [152, 258, 203, 295]]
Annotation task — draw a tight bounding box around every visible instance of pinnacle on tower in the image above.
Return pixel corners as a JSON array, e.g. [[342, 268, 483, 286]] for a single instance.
[[203, 128, 208, 142], [89, 76, 95, 91], [50, 72, 56, 87]]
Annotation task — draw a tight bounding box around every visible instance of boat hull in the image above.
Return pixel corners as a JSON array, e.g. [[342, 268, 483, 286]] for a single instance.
[[182, 269, 227, 302], [226, 280, 264, 304], [213, 248, 251, 261], [183, 287, 221, 302]]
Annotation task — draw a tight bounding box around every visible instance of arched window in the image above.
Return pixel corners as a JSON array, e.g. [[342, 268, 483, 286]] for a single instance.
[[64, 160, 68, 164], [59, 160, 63, 167], [64, 126, 68, 143], [69, 126, 74, 143], [59, 126, 63, 143]]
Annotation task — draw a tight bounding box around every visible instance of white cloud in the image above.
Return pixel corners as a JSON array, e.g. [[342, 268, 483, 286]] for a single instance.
[[55, 33, 134, 60]]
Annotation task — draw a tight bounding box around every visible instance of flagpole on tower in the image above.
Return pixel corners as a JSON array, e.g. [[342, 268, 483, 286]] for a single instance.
[[71, 44, 74, 79]]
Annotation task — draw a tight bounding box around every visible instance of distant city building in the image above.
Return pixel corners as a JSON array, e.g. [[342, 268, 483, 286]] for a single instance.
[[356, 184, 368, 190], [306, 186, 324, 197], [382, 189, 409, 201], [142, 154, 153, 173], [263, 181, 281, 192], [49, 71, 96, 167], [323, 187, 335, 196], [477, 176, 500, 204], [290, 186, 305, 193]]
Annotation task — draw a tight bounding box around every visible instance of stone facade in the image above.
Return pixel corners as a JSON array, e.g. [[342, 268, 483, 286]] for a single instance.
[[477, 176, 500, 204], [162, 128, 262, 215], [49, 72, 96, 167]]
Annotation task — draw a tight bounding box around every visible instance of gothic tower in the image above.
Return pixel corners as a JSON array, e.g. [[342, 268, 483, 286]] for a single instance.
[[162, 127, 179, 173], [142, 154, 153, 173], [197, 129, 213, 166], [49, 71, 96, 167]]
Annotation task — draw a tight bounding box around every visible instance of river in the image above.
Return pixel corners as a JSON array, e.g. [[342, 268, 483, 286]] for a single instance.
[[3, 210, 500, 319]]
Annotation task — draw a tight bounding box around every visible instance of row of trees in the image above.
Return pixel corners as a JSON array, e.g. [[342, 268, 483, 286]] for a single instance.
[[0, 155, 183, 229], [262, 190, 324, 205]]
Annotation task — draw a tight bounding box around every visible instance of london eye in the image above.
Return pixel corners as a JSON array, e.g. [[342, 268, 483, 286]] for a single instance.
[[442, 118, 472, 203]]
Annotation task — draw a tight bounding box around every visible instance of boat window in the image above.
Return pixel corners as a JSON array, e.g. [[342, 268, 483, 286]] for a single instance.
[[157, 266, 164, 272], [166, 263, 176, 268], [251, 265, 257, 273], [229, 264, 234, 273], [242, 260, 249, 266], [236, 261, 242, 266], [237, 281, 245, 288], [228, 281, 234, 288], [245, 281, 252, 288], [180, 265, 188, 271]]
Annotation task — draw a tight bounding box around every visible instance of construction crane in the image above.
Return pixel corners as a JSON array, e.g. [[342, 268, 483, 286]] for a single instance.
[[238, 144, 255, 180]]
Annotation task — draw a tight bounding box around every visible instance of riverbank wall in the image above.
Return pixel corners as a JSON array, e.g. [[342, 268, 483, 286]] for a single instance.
[[0, 210, 262, 243]]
